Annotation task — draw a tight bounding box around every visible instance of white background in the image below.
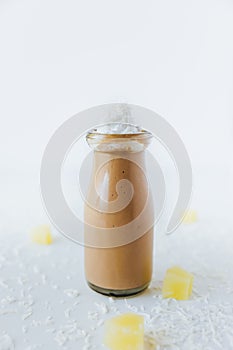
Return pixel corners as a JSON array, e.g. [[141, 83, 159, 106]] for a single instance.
[[0, 1, 233, 349], [1, 0, 233, 230]]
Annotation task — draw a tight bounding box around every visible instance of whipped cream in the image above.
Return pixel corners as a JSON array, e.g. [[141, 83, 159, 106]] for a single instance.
[[87, 123, 149, 152], [93, 123, 142, 135], [87, 104, 150, 151]]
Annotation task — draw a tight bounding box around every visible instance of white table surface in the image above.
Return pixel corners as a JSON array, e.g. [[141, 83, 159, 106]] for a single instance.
[[0, 218, 233, 350]]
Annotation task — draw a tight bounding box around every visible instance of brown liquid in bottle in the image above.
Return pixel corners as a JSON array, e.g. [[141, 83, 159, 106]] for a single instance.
[[84, 131, 154, 296]]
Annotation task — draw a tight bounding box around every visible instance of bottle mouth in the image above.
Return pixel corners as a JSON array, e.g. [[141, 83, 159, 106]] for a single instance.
[[86, 123, 153, 152], [87, 123, 152, 138]]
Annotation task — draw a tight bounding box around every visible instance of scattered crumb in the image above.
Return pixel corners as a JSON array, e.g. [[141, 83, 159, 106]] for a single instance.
[[22, 326, 28, 334], [22, 309, 33, 320], [64, 308, 71, 318], [64, 289, 79, 298], [87, 311, 99, 321], [94, 302, 108, 314]]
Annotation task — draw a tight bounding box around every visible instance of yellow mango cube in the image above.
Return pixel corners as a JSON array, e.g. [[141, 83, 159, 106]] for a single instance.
[[162, 266, 193, 300], [30, 225, 53, 245], [182, 210, 198, 224], [104, 313, 144, 350]]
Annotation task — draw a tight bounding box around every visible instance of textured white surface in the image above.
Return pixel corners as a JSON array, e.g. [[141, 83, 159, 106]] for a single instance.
[[0, 217, 233, 350]]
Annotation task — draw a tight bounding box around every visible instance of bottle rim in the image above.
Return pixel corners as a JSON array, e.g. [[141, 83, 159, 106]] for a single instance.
[[86, 123, 152, 140]]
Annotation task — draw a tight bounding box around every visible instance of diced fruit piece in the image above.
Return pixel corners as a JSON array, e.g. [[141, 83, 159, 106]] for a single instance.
[[104, 313, 144, 350], [162, 266, 193, 300], [30, 225, 53, 245], [182, 210, 197, 223]]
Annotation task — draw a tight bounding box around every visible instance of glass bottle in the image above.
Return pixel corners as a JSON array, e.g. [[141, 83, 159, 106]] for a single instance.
[[84, 125, 154, 296]]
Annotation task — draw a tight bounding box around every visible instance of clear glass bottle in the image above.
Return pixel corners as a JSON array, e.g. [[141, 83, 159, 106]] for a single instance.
[[84, 125, 154, 296]]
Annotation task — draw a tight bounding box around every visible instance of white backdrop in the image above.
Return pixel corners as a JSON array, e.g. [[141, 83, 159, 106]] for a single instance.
[[0, 0, 233, 232], [1, 3, 233, 349]]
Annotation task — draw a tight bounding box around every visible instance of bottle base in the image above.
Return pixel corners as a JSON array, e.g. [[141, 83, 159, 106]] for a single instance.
[[87, 281, 149, 297]]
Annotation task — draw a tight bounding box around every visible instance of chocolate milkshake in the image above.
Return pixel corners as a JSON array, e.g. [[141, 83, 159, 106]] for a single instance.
[[84, 124, 154, 296]]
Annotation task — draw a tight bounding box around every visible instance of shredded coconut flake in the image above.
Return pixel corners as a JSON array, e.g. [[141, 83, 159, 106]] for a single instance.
[[64, 289, 79, 298], [94, 302, 108, 314]]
